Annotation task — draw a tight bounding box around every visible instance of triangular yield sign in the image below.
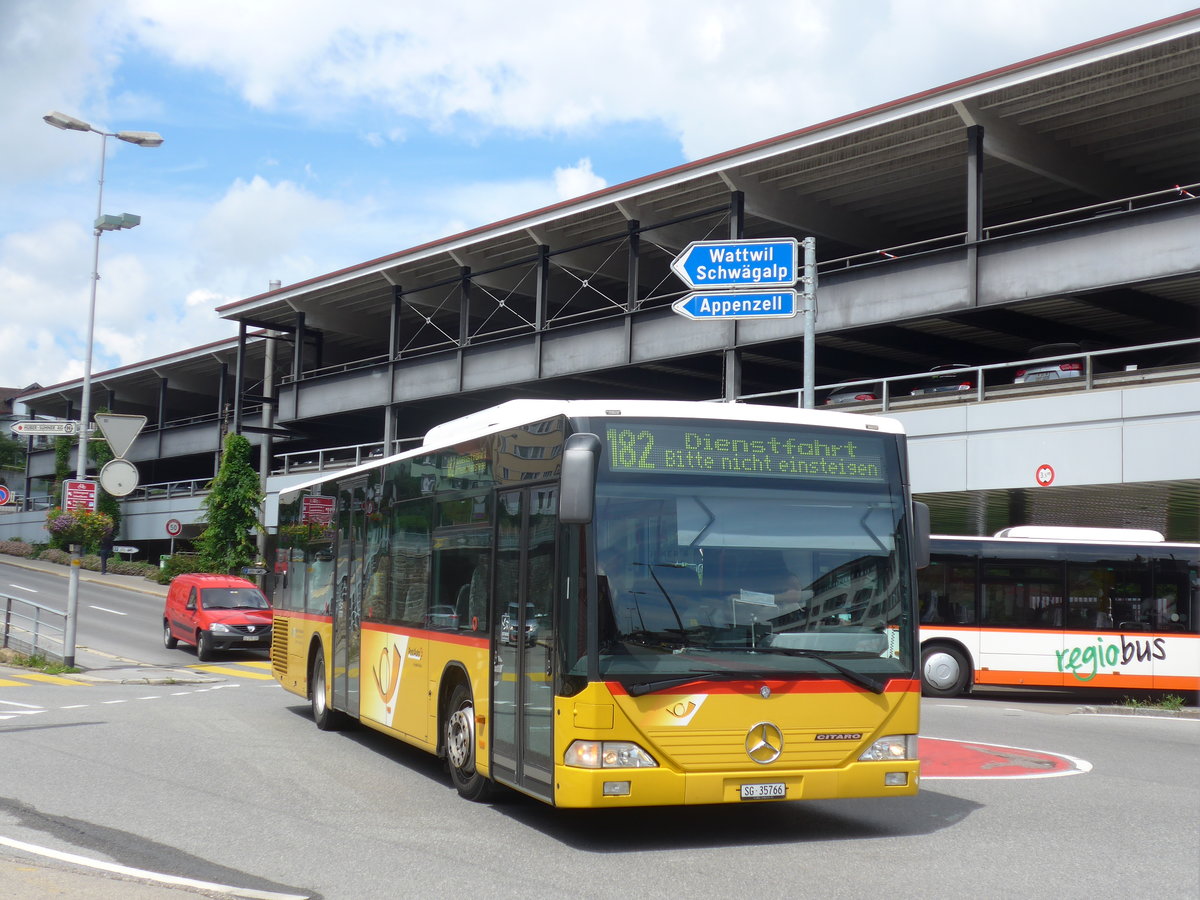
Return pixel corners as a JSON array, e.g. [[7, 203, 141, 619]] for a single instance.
[[93, 413, 147, 458]]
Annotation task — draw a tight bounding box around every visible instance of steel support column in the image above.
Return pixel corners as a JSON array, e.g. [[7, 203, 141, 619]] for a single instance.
[[625, 221, 639, 364], [233, 320, 246, 435], [156, 377, 167, 458], [534, 244, 549, 380], [966, 124, 984, 307], [458, 267, 470, 391], [385, 286, 402, 450]]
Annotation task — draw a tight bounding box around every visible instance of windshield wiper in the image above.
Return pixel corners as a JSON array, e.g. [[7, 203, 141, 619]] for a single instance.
[[746, 646, 887, 694], [626, 671, 735, 697]]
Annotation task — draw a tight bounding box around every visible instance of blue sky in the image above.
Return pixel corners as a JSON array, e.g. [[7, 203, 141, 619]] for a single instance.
[[1, 0, 1193, 392]]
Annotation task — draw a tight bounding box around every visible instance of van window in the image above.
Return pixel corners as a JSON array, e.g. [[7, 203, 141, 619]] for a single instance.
[[186, 588, 197, 610]]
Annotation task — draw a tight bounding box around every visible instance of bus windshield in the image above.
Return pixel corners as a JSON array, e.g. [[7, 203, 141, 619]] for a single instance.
[[590, 443, 914, 690]]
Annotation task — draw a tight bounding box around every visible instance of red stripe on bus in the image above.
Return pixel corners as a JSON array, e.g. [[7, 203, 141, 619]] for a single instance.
[[608, 677, 919, 696], [362, 621, 489, 648], [974, 669, 1200, 690]]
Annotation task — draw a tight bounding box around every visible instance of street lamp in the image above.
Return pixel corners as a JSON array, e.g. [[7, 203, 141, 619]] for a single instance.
[[43, 110, 163, 668]]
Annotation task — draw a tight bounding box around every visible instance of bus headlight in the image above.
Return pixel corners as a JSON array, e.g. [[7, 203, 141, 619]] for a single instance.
[[564, 740, 658, 769], [858, 734, 918, 761]]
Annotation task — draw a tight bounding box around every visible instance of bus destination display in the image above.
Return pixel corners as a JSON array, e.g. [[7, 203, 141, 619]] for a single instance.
[[605, 421, 886, 483]]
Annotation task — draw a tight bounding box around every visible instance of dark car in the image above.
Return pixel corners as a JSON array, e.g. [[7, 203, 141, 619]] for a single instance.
[[909, 365, 975, 395]]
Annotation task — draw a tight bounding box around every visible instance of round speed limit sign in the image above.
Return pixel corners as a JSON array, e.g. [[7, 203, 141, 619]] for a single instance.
[[165, 518, 183, 536], [1035, 464, 1055, 486]]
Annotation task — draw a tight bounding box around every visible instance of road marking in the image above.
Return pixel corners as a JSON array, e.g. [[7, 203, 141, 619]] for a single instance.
[[0, 834, 311, 900], [88, 605, 127, 616], [2, 671, 90, 686], [190, 663, 274, 680], [0, 699, 44, 709], [0, 678, 26, 687], [8, 583, 38, 593]]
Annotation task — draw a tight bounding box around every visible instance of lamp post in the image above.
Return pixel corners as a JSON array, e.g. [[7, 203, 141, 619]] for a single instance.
[[43, 111, 163, 668]]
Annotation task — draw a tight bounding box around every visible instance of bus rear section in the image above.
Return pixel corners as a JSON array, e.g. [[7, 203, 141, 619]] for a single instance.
[[918, 531, 1199, 697]]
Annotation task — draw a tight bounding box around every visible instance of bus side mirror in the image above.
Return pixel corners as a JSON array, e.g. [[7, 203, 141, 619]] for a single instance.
[[559, 432, 602, 524], [913, 501, 931, 569]]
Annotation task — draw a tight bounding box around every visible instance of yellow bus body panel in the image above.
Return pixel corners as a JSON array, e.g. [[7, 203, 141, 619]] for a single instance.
[[551, 681, 920, 808]]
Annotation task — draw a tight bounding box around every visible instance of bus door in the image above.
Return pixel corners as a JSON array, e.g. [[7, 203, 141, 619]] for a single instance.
[[333, 477, 367, 717], [491, 486, 558, 801]]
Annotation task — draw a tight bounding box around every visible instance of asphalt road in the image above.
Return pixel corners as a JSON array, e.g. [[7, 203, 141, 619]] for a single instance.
[[1, 557, 1197, 899]]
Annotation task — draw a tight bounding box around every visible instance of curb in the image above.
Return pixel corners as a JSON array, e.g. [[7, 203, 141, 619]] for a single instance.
[[1075, 704, 1200, 719]]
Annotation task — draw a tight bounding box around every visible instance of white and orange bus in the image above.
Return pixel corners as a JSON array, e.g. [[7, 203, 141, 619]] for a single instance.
[[919, 527, 1199, 697], [268, 399, 929, 807]]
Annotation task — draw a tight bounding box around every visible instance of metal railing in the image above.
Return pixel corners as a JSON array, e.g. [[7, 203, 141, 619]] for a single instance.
[[2, 593, 67, 663], [129, 478, 212, 501], [740, 336, 1200, 410]]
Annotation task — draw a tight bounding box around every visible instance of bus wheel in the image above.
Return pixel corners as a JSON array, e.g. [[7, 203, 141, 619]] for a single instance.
[[922, 644, 970, 698], [445, 683, 494, 802], [310, 646, 344, 731]]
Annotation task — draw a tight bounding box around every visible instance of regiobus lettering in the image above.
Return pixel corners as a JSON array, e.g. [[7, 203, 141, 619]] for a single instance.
[[1056, 635, 1168, 682]]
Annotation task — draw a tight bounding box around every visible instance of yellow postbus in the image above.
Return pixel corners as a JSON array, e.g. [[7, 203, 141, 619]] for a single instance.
[[268, 399, 929, 807]]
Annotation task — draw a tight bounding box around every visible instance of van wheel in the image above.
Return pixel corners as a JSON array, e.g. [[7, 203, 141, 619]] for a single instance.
[[310, 646, 344, 731], [445, 682, 494, 802], [163, 622, 178, 649], [196, 631, 214, 662], [922, 644, 970, 697]]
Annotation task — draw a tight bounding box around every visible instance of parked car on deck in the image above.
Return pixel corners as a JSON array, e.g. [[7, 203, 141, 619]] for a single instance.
[[1013, 342, 1102, 384], [909, 364, 975, 395], [823, 384, 879, 405], [163, 574, 273, 661]]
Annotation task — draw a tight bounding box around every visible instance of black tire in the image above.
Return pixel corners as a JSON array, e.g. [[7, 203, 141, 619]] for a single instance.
[[310, 646, 344, 731], [163, 621, 178, 649], [196, 631, 215, 661], [921, 643, 970, 698], [445, 682, 494, 802]]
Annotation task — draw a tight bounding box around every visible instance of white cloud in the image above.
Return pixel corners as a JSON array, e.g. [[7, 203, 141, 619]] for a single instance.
[[553, 158, 607, 201], [110, 0, 1187, 159]]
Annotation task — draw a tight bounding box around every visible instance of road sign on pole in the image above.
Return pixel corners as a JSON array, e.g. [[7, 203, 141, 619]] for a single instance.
[[671, 290, 798, 320], [63, 479, 98, 512], [94, 413, 146, 458], [671, 238, 798, 289], [9, 420, 99, 438], [11, 420, 78, 436]]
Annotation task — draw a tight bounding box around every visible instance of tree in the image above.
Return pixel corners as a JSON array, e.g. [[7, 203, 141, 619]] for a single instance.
[[196, 433, 263, 574]]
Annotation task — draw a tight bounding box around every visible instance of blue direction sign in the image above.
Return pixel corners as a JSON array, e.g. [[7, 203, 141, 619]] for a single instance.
[[671, 238, 798, 289], [672, 290, 797, 320]]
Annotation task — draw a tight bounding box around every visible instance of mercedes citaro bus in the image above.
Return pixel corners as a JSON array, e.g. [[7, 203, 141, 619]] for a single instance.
[[268, 399, 930, 807]]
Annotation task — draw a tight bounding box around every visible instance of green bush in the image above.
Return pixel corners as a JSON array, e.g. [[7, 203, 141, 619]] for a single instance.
[[37, 548, 72, 565], [152, 553, 220, 585]]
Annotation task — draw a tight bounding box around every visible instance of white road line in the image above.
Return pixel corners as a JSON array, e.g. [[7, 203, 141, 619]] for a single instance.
[[0, 710, 46, 719], [59, 704, 89, 709], [7, 583, 38, 593], [101, 700, 127, 705], [88, 605, 127, 616], [0, 834, 310, 900], [0, 699, 44, 709]]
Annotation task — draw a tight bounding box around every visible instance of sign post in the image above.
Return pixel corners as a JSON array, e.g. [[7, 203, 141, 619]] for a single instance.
[[671, 236, 818, 407]]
